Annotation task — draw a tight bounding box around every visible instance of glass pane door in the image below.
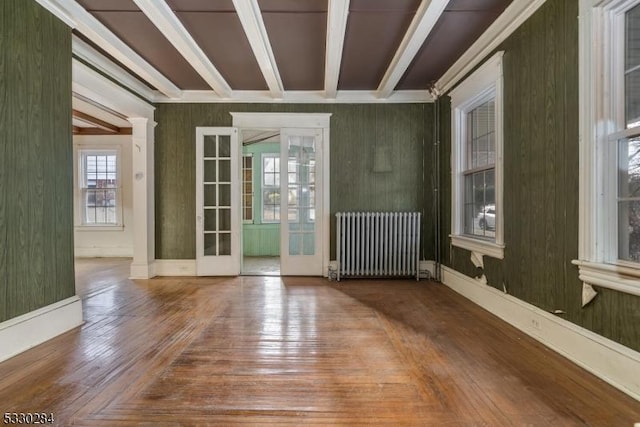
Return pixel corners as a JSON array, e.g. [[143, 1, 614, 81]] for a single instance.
[[280, 129, 323, 275], [196, 128, 239, 275]]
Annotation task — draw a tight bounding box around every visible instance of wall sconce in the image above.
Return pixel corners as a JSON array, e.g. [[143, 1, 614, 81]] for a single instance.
[[372, 145, 392, 173]]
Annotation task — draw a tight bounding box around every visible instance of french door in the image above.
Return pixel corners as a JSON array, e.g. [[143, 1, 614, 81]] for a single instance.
[[195, 127, 240, 275], [280, 128, 323, 276]]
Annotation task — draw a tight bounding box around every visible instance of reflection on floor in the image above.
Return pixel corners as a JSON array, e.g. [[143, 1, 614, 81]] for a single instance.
[[243, 256, 280, 276]]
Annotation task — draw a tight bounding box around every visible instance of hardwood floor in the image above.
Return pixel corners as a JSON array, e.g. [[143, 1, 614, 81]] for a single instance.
[[0, 258, 639, 426]]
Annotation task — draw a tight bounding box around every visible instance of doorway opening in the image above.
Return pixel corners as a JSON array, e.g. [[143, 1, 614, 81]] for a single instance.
[[240, 128, 281, 276]]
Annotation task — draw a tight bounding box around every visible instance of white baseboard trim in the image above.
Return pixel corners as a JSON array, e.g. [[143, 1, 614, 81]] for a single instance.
[[441, 266, 640, 401], [0, 296, 83, 363], [130, 260, 156, 279], [75, 246, 133, 258], [419, 260, 437, 279], [154, 259, 196, 276]]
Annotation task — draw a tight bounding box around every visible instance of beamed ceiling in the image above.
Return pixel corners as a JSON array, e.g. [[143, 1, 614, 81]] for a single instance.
[[55, 0, 514, 107]]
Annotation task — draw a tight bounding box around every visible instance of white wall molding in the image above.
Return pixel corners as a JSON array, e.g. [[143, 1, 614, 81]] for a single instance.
[[377, 0, 449, 99], [34, 0, 76, 27], [73, 59, 155, 118], [72, 36, 156, 102], [0, 297, 83, 363], [436, 0, 547, 94], [154, 260, 197, 276], [441, 266, 640, 401], [154, 89, 433, 104]]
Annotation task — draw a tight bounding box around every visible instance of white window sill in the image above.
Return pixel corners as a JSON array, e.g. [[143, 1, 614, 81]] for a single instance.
[[75, 225, 124, 232], [572, 260, 640, 297], [450, 234, 504, 259]]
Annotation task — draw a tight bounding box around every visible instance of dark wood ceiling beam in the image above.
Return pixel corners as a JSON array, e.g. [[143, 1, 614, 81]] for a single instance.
[[73, 127, 133, 136], [73, 109, 121, 133]]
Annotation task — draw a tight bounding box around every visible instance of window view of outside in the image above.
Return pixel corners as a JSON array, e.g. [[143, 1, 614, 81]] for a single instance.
[[262, 155, 280, 222], [619, 5, 640, 262], [463, 100, 496, 239], [83, 153, 118, 225]]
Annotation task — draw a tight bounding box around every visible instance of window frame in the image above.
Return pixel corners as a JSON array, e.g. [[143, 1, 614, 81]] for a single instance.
[[449, 51, 505, 259], [261, 153, 280, 224], [242, 154, 254, 224], [576, 0, 640, 297], [76, 147, 123, 229]]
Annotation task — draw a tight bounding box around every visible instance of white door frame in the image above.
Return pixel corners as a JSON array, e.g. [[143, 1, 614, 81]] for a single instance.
[[231, 113, 331, 277]]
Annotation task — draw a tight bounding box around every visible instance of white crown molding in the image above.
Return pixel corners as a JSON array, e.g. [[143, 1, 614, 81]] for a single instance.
[[232, 0, 284, 99], [441, 266, 640, 401], [377, 0, 449, 99], [132, 0, 232, 99], [34, 0, 76, 27], [72, 36, 156, 102], [436, 0, 548, 94], [73, 59, 155, 118], [51, 0, 182, 99], [154, 89, 433, 104], [324, 0, 350, 99], [0, 296, 83, 363]]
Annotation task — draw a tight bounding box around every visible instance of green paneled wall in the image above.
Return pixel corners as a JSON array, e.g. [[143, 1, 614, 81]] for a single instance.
[[0, 0, 75, 322], [155, 103, 430, 260], [438, 0, 640, 352]]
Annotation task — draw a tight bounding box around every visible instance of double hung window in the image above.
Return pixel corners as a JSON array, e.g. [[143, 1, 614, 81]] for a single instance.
[[577, 0, 640, 296], [78, 150, 121, 226], [449, 52, 504, 259]]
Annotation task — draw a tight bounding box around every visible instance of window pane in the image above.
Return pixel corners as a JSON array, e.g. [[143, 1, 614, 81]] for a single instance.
[[219, 233, 231, 256], [204, 184, 216, 207], [219, 209, 231, 231], [82, 152, 118, 225], [204, 160, 216, 182], [618, 137, 640, 198], [618, 200, 640, 262], [626, 69, 640, 128], [204, 135, 217, 157], [219, 160, 230, 182], [626, 4, 640, 70], [219, 135, 231, 158], [204, 234, 216, 256], [463, 169, 496, 240], [219, 184, 231, 207], [466, 100, 496, 169], [204, 209, 216, 232]]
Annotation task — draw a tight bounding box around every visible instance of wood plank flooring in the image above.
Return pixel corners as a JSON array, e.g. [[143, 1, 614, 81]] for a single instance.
[[0, 258, 639, 426]]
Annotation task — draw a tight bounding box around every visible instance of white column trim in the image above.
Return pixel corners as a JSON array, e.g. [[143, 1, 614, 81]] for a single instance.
[[324, 0, 350, 99], [132, 0, 232, 99], [0, 297, 83, 363], [377, 0, 449, 99], [129, 118, 157, 279], [232, 0, 284, 99]]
